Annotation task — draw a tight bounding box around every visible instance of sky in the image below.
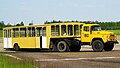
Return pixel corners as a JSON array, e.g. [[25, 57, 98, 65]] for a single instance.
[[0, 0, 120, 25]]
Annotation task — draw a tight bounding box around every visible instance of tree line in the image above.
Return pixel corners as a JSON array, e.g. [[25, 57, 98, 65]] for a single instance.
[[0, 20, 120, 30], [45, 20, 120, 30], [0, 21, 33, 30]]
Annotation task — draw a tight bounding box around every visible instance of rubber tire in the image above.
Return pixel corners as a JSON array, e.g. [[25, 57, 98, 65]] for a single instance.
[[14, 44, 20, 51], [50, 41, 58, 51], [70, 45, 81, 52], [70, 39, 81, 52], [104, 43, 114, 51], [92, 40, 104, 52], [57, 41, 69, 52]]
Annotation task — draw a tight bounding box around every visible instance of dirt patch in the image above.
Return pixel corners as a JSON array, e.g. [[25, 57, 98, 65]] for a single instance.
[[0, 37, 3, 43], [0, 38, 4, 51]]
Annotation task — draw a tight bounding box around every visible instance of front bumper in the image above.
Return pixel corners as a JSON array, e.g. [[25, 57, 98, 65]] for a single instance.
[[114, 40, 119, 44], [107, 40, 119, 44]]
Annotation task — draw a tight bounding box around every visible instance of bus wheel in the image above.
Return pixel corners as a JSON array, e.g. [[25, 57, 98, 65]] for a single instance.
[[14, 44, 20, 51], [70, 45, 81, 52], [57, 41, 69, 52], [104, 43, 114, 51], [50, 41, 58, 51], [70, 40, 81, 52], [92, 40, 104, 52]]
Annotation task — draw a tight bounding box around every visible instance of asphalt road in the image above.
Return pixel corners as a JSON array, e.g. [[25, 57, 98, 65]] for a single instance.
[[0, 37, 120, 68], [8, 50, 120, 68]]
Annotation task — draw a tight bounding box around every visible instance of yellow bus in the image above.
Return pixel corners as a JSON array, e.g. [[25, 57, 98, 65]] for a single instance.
[[3, 22, 84, 52], [3, 22, 118, 52]]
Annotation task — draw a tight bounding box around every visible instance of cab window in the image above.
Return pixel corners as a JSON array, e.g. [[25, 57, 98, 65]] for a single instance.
[[84, 26, 89, 32]]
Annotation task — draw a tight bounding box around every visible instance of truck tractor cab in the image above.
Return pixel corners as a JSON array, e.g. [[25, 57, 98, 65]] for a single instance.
[[81, 24, 118, 52]]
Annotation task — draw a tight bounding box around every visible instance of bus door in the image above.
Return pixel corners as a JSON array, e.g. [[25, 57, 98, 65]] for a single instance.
[[4, 29, 12, 48], [81, 26, 91, 42], [36, 27, 47, 48]]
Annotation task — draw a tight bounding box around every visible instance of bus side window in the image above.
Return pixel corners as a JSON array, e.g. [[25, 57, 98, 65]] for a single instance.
[[84, 26, 89, 32], [13, 28, 19, 37], [40, 28, 42, 36], [32, 27, 35, 37], [42, 27, 46, 36], [56, 25, 60, 36], [36, 27, 42, 37], [28, 28, 32, 37], [61, 25, 66, 36], [20, 28, 26, 37], [68, 25, 73, 36], [28, 27, 35, 37], [4, 30, 7, 38], [74, 25, 79, 35], [8, 30, 11, 38], [13, 29, 15, 37], [51, 26, 55, 36]]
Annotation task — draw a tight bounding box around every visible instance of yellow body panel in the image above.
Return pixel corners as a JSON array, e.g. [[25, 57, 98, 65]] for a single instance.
[[36, 37, 40, 48], [12, 38, 19, 48], [81, 24, 117, 44], [81, 25, 91, 42], [12, 37, 36, 48], [46, 26, 51, 48]]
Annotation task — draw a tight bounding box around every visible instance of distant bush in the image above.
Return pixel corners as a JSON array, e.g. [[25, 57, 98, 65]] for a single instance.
[[44, 20, 120, 30]]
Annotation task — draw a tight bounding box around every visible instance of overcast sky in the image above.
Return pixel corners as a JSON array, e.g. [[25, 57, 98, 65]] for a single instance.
[[0, 0, 120, 25]]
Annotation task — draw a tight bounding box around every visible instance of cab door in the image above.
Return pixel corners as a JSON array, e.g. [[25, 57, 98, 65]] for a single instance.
[[81, 26, 91, 42]]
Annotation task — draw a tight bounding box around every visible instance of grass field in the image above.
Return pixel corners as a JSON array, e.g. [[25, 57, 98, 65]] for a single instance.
[[0, 53, 36, 68], [0, 30, 2, 37], [107, 30, 120, 35]]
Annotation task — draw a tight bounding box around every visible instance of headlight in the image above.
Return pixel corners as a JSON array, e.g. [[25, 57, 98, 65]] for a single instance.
[[109, 34, 115, 41]]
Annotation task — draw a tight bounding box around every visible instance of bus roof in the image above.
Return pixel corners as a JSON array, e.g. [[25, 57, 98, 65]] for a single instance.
[[3, 22, 85, 30], [3, 24, 45, 30], [83, 24, 100, 26], [46, 22, 84, 25]]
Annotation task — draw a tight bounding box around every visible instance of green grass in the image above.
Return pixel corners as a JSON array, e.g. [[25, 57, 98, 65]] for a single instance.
[[0, 30, 2, 37], [107, 30, 120, 35], [0, 53, 36, 68]]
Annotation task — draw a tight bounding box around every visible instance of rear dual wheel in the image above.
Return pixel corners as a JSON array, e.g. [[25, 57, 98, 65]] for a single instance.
[[70, 45, 81, 52], [50, 41, 58, 51], [70, 39, 81, 52], [57, 41, 70, 52], [57, 40, 81, 52]]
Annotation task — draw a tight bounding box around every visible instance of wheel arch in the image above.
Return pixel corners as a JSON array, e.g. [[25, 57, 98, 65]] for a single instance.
[[13, 43, 20, 48], [91, 38, 104, 45], [13, 43, 18, 47], [13, 43, 20, 51], [50, 38, 72, 47]]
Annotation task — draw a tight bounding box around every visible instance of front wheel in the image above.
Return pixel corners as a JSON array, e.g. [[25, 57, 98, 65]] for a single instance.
[[92, 40, 104, 52], [14, 44, 20, 51], [57, 41, 69, 52], [104, 43, 114, 51]]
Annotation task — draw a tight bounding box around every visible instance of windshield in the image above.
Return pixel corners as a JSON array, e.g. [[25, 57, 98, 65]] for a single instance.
[[91, 26, 102, 31]]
